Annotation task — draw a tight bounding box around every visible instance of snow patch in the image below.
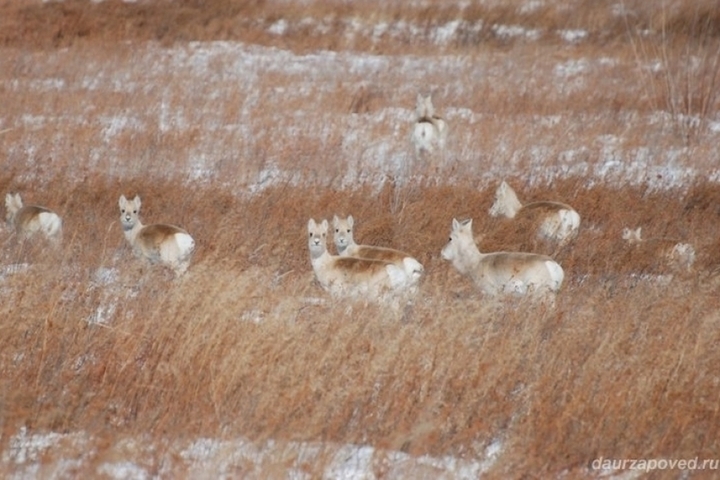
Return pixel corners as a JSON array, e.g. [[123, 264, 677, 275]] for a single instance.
[[492, 24, 542, 41], [558, 29, 588, 43]]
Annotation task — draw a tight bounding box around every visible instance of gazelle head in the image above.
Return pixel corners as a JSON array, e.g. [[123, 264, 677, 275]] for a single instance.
[[415, 93, 435, 119], [118, 195, 142, 232], [5, 193, 23, 223], [488, 180, 522, 218], [332, 215, 355, 254], [307, 218, 329, 259], [442, 218, 475, 262]]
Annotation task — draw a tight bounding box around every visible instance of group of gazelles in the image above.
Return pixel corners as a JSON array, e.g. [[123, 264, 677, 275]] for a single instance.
[[4, 94, 695, 301], [5, 181, 695, 302]]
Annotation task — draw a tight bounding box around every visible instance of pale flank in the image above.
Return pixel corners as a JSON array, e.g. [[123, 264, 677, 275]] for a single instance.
[[5, 192, 62, 242], [308, 218, 417, 299], [118, 194, 195, 276], [488, 180, 581, 246], [441, 218, 564, 296], [332, 214, 423, 285]]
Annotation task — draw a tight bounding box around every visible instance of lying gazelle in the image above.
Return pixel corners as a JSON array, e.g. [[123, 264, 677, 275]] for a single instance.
[[410, 93, 448, 158], [441, 218, 564, 296], [118, 195, 195, 276], [308, 218, 417, 299], [332, 215, 424, 285], [622, 227, 695, 271], [5, 192, 62, 242], [488, 180, 580, 246]]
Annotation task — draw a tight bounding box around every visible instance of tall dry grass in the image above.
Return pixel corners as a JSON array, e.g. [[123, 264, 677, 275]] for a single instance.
[[2, 172, 720, 476], [1, 0, 720, 477], [623, 1, 720, 144]]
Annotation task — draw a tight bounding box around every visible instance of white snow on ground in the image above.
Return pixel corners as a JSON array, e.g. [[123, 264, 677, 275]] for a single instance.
[[558, 29, 588, 43], [0, 429, 503, 479], [2, 39, 718, 192]]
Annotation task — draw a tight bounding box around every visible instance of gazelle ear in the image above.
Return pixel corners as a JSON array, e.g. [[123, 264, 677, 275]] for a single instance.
[[308, 218, 317, 230], [424, 95, 434, 116], [321, 219, 329, 230], [119, 195, 127, 208], [10, 193, 22, 208], [133, 195, 141, 208], [499, 180, 509, 193], [452, 218, 461, 230], [347, 215, 354, 228], [416, 93, 427, 116], [332, 215, 339, 227]]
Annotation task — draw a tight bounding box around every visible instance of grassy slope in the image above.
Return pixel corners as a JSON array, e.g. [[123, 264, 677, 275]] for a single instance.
[[1, 0, 720, 477]]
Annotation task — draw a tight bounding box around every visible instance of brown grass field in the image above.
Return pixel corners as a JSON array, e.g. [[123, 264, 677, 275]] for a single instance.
[[1, 0, 720, 478]]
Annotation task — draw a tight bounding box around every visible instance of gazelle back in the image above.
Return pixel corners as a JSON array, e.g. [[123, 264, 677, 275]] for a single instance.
[[118, 195, 195, 276], [489, 180, 580, 246], [307, 218, 416, 299], [442, 218, 564, 296], [5, 192, 62, 241], [332, 215, 423, 285], [622, 226, 695, 272], [411, 93, 448, 157]]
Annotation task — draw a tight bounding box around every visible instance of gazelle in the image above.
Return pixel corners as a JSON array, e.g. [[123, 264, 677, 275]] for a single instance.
[[410, 93, 448, 158], [488, 180, 580, 246], [332, 215, 423, 285], [308, 218, 416, 299], [118, 195, 195, 276], [5, 193, 62, 241], [441, 218, 564, 296], [622, 227, 695, 271]]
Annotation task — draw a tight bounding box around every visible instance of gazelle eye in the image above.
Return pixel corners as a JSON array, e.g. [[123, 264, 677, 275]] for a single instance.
[[335, 228, 339, 232], [121, 209, 125, 213], [346, 229, 351, 233]]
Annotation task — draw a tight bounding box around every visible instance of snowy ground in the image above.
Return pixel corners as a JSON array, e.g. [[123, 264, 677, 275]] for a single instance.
[[2, 40, 719, 193], [2, 427, 504, 479]]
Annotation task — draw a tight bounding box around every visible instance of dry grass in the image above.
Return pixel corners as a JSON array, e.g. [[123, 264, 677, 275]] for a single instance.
[[2, 175, 720, 476], [1, 0, 720, 477]]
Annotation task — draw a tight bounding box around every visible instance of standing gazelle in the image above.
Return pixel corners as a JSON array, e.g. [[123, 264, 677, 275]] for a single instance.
[[622, 227, 696, 272], [332, 215, 424, 286], [5, 192, 62, 242], [441, 218, 564, 296], [410, 93, 448, 159], [308, 218, 416, 300], [118, 195, 195, 276], [488, 180, 580, 246]]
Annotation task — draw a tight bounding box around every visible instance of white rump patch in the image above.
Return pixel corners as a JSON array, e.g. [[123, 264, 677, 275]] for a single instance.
[[402, 257, 424, 283], [544, 260, 565, 291], [38, 211, 62, 237], [385, 264, 408, 289], [412, 122, 438, 153], [175, 232, 196, 255], [560, 209, 581, 232]]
